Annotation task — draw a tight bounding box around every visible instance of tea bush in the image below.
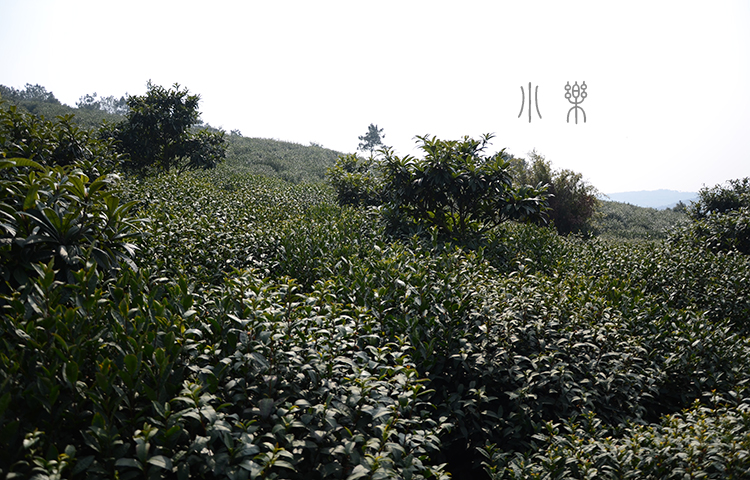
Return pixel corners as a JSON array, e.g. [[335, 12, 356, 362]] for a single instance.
[[1, 260, 452, 478], [227, 136, 341, 184], [122, 167, 337, 286], [481, 399, 750, 479], [594, 200, 688, 241]]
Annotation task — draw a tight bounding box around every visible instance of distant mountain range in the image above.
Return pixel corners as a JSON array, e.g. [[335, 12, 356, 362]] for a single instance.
[[601, 189, 698, 210]]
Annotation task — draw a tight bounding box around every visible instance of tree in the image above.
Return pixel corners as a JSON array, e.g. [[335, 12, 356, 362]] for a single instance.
[[0, 83, 61, 104], [510, 150, 599, 235], [670, 177, 750, 254], [329, 133, 549, 240], [688, 177, 750, 219], [0, 100, 122, 176], [357, 124, 386, 155], [77, 92, 129, 115], [108, 82, 226, 173]]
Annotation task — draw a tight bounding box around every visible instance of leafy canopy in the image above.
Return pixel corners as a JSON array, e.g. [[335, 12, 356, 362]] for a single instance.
[[109, 82, 226, 174], [0, 101, 141, 295], [383, 134, 549, 238], [330, 133, 549, 240], [670, 177, 750, 254], [510, 150, 599, 235], [689, 177, 750, 219]]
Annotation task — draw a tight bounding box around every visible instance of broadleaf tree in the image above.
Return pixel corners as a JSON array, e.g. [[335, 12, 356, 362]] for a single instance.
[[670, 177, 750, 254], [329, 133, 549, 241], [510, 150, 599, 235], [108, 82, 226, 174]]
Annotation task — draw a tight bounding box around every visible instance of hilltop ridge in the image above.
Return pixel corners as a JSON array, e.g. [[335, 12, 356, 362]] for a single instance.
[[602, 189, 697, 209]]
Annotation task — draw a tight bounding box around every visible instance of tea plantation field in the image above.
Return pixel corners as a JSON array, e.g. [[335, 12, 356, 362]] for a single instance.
[[2, 88, 750, 478], [4, 156, 750, 479]]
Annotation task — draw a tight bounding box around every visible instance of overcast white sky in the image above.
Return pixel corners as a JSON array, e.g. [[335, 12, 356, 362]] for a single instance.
[[1, 0, 748, 193]]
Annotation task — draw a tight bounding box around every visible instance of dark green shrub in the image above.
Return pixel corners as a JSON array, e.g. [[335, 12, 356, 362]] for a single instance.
[[0, 101, 122, 177], [381, 135, 548, 240], [510, 151, 599, 236], [327, 134, 549, 241], [670, 178, 750, 254], [673, 206, 750, 255], [326, 154, 383, 207], [0, 159, 141, 295], [0, 103, 138, 294], [107, 83, 226, 174], [689, 177, 750, 219]]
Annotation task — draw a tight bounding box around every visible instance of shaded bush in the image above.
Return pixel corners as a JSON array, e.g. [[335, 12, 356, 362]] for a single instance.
[[325, 154, 383, 207], [509, 151, 599, 236], [1, 101, 122, 176], [670, 177, 750, 254]]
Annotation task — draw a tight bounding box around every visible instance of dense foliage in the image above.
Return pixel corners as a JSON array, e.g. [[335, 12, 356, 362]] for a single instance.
[[670, 177, 750, 254], [0, 84, 124, 129], [326, 154, 383, 207], [0, 84, 61, 105], [3, 84, 750, 479], [594, 200, 688, 241], [329, 134, 549, 241], [226, 136, 341, 183], [107, 83, 227, 174], [0, 101, 121, 177], [510, 151, 599, 235]]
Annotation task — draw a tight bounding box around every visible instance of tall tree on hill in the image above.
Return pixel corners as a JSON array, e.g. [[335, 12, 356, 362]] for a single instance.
[[107, 82, 226, 174], [357, 123, 386, 156]]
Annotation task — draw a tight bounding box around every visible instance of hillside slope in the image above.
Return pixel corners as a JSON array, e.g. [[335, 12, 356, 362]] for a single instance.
[[603, 189, 697, 209], [594, 200, 688, 240]]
